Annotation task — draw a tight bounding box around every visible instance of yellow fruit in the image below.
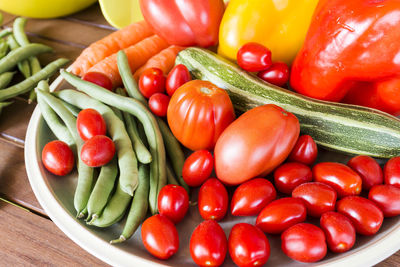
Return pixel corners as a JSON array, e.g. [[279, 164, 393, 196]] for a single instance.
[[99, 0, 143, 29]]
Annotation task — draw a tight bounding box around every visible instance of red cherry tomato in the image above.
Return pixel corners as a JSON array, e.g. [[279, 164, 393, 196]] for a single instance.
[[292, 182, 337, 217], [190, 220, 227, 267], [320, 211, 356, 253], [141, 214, 179, 260], [274, 162, 312, 195], [158, 184, 189, 224], [148, 93, 170, 117], [384, 157, 400, 187], [257, 62, 290, 87], [281, 223, 327, 263], [139, 67, 166, 98], [228, 223, 270, 267], [313, 162, 362, 198], [82, 71, 113, 91], [288, 135, 318, 165], [347, 155, 383, 191], [337, 196, 383, 235], [255, 197, 307, 234], [166, 64, 191, 96], [182, 150, 213, 187], [237, 42, 272, 72], [76, 108, 107, 141], [368, 184, 400, 217], [230, 178, 276, 216], [198, 178, 228, 221], [42, 140, 74, 176], [80, 135, 115, 167]]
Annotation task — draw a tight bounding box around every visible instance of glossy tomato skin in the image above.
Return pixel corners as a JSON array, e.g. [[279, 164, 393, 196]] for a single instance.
[[281, 223, 327, 263], [215, 104, 300, 185], [257, 62, 290, 87], [255, 197, 307, 234], [76, 108, 107, 141], [384, 157, 400, 187], [158, 185, 189, 223], [228, 223, 270, 267], [141, 214, 179, 260], [368, 184, 400, 217], [320, 211, 356, 253], [148, 93, 170, 117], [292, 182, 337, 217], [274, 162, 312, 195], [166, 64, 191, 96], [139, 68, 166, 98], [190, 220, 227, 266], [198, 178, 229, 221], [337, 196, 383, 235], [288, 135, 318, 165], [313, 162, 362, 198], [237, 42, 272, 72], [230, 178, 276, 216], [347, 155, 383, 191], [42, 140, 74, 176], [82, 71, 113, 91], [182, 150, 213, 187], [168, 80, 235, 151], [80, 135, 115, 167]]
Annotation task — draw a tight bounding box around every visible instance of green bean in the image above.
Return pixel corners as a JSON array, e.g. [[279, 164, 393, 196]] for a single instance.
[[0, 58, 68, 101], [0, 28, 12, 39], [6, 35, 31, 78], [0, 39, 8, 59], [111, 105, 124, 120], [0, 72, 14, 89], [36, 80, 49, 92], [166, 163, 179, 185], [60, 99, 81, 117]]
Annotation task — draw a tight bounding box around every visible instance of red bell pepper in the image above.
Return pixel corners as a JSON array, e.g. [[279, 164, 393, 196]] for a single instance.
[[290, 0, 400, 115]]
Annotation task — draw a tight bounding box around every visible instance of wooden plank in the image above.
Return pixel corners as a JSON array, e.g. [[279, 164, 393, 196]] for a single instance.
[[377, 252, 400, 266], [1, 12, 16, 26]]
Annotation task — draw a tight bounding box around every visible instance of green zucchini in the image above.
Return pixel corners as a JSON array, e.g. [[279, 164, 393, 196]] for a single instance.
[[176, 47, 400, 158]]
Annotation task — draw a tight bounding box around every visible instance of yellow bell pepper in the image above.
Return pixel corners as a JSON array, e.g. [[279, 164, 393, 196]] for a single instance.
[[218, 0, 318, 65]]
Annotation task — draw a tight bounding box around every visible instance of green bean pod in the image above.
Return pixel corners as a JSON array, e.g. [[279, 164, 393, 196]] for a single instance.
[[6, 35, 31, 78], [60, 99, 81, 117], [0, 29, 12, 39], [0, 39, 9, 59], [166, 163, 179, 185], [0, 72, 14, 89], [36, 80, 49, 92]]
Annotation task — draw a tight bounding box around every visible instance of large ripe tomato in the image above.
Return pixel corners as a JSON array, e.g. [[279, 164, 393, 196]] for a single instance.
[[166, 64, 191, 96], [80, 135, 115, 167], [138, 68, 166, 98], [384, 157, 400, 187], [182, 150, 213, 187], [167, 80, 235, 151], [215, 104, 299, 185], [190, 220, 227, 266], [347, 155, 383, 191], [273, 162, 312, 195], [76, 108, 107, 141], [198, 178, 228, 221], [230, 178, 276, 216], [157, 185, 189, 224], [42, 140, 74, 176], [228, 223, 270, 267], [368, 184, 400, 217], [288, 135, 318, 165], [237, 42, 272, 72]]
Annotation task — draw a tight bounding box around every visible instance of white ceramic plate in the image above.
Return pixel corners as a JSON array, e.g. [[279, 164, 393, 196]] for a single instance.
[[25, 75, 400, 267]]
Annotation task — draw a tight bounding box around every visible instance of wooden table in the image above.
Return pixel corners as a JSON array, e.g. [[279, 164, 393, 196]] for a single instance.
[[0, 3, 398, 266]]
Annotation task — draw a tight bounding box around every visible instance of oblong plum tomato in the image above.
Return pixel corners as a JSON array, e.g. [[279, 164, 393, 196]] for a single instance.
[[190, 220, 227, 267], [83, 71, 113, 91], [42, 140, 74, 176], [198, 178, 228, 221], [347, 155, 383, 191], [320, 211, 356, 253], [230, 178, 276, 216], [313, 162, 362, 198], [237, 42, 272, 72], [384, 157, 400, 187], [288, 135, 318, 165], [76, 108, 107, 141], [228, 223, 270, 267], [80, 135, 115, 167], [166, 64, 191, 96], [182, 150, 213, 187], [368, 184, 400, 217], [281, 223, 327, 263], [337, 196, 383, 235], [148, 93, 170, 117], [139, 67, 166, 98], [255, 197, 306, 234], [158, 184, 189, 223], [292, 182, 337, 217], [257, 62, 290, 87], [274, 162, 312, 195]]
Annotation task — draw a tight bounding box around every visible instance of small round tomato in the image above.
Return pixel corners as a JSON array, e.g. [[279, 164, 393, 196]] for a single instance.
[[198, 178, 228, 221], [288, 135, 318, 165], [182, 150, 213, 187], [76, 108, 107, 141], [274, 162, 312, 195], [190, 220, 227, 267], [313, 162, 362, 198], [384, 157, 400, 187], [292, 182, 337, 217], [237, 42, 272, 72], [255, 197, 307, 234], [347, 155, 383, 191], [158, 184, 189, 223], [139, 67, 166, 98], [166, 64, 191, 96], [281, 223, 327, 263], [80, 135, 115, 167], [320, 211, 356, 253], [42, 140, 74, 176], [368, 184, 400, 217], [148, 93, 170, 117], [230, 178, 276, 216], [337, 196, 383, 235], [257, 62, 290, 87], [82, 71, 113, 91], [228, 223, 270, 267], [141, 214, 179, 260]]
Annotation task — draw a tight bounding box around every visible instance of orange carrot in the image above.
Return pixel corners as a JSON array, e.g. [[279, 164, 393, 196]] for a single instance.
[[133, 45, 185, 81], [71, 20, 153, 76], [88, 35, 169, 87]]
